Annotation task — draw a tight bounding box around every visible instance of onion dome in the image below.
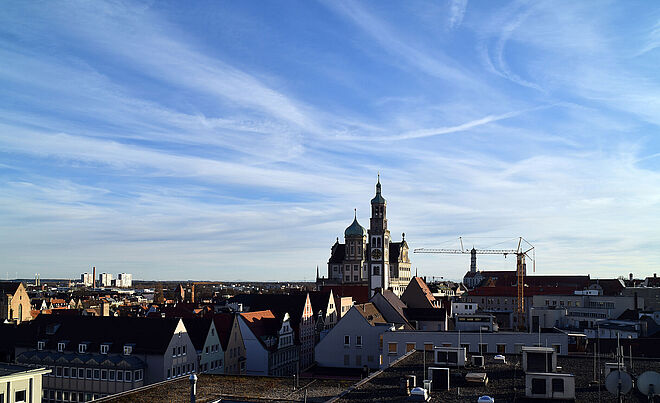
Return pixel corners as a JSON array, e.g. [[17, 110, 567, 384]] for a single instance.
[[345, 209, 367, 237]]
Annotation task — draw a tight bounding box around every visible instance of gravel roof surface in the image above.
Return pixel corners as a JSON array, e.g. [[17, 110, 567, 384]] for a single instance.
[[336, 351, 660, 402], [98, 374, 355, 403]]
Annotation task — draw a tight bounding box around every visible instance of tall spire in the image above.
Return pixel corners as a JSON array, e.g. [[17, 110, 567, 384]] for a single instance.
[[371, 173, 386, 204]]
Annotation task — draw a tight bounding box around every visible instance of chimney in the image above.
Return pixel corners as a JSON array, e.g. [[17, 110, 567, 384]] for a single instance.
[[191, 284, 195, 304], [655, 273, 657, 278], [93, 266, 96, 288], [629, 273, 633, 281]]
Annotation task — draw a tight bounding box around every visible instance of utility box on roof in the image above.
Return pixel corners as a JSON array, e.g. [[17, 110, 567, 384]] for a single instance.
[[434, 346, 466, 367], [522, 347, 557, 373]]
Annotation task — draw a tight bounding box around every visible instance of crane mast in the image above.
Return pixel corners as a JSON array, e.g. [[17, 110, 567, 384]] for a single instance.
[[414, 237, 534, 331]]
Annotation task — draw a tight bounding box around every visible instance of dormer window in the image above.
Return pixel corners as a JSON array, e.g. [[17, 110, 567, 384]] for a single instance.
[[100, 344, 109, 354], [57, 342, 65, 352], [37, 341, 45, 350], [123, 345, 132, 355], [78, 343, 87, 353]]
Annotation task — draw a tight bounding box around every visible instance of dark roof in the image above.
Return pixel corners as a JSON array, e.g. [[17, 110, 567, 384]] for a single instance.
[[213, 313, 234, 350], [345, 217, 367, 237], [307, 291, 332, 317], [0, 282, 21, 294], [321, 285, 369, 304], [403, 307, 447, 322], [589, 278, 625, 295], [229, 293, 308, 329], [14, 315, 181, 355], [329, 243, 346, 264], [379, 290, 407, 320], [353, 303, 388, 326], [182, 318, 212, 351], [239, 310, 282, 351]]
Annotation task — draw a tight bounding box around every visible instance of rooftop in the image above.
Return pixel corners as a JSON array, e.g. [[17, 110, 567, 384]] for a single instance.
[[97, 373, 355, 403]]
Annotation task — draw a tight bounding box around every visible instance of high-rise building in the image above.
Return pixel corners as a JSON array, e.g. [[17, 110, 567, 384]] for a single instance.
[[117, 273, 132, 288], [80, 272, 93, 287], [323, 177, 411, 297], [99, 273, 113, 287]]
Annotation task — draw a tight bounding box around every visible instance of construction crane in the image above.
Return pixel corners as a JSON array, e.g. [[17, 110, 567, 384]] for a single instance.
[[414, 237, 535, 330]]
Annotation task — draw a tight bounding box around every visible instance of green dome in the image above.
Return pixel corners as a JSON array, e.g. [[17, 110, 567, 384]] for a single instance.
[[345, 216, 367, 237]]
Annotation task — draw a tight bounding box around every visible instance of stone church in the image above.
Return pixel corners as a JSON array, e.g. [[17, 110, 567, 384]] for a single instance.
[[319, 177, 411, 297]]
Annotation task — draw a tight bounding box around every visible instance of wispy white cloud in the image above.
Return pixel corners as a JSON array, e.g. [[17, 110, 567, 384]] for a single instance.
[[448, 0, 468, 30]]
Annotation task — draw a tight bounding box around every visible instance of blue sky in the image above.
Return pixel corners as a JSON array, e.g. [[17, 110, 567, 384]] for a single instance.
[[2, 0, 660, 281]]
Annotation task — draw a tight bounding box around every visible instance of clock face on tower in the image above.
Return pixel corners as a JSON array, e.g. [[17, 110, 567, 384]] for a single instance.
[[372, 249, 382, 260]]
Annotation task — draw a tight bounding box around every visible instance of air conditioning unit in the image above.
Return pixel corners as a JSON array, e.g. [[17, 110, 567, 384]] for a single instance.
[[434, 346, 466, 367], [471, 355, 485, 368], [525, 373, 575, 400], [427, 367, 449, 391], [522, 347, 557, 373], [604, 362, 625, 378]]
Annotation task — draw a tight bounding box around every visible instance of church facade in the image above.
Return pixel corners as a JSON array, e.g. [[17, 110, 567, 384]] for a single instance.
[[322, 178, 411, 297]]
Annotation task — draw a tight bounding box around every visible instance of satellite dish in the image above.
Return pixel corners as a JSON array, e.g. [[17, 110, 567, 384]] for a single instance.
[[605, 370, 633, 395], [637, 371, 660, 397]]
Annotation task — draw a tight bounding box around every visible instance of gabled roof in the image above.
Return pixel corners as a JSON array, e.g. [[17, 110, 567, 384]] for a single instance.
[[353, 303, 387, 326], [0, 282, 21, 294], [307, 291, 332, 317], [14, 315, 181, 355], [239, 310, 282, 351], [182, 318, 212, 351], [589, 279, 625, 296], [321, 285, 369, 304], [229, 293, 307, 329], [213, 313, 235, 351], [380, 290, 407, 320]]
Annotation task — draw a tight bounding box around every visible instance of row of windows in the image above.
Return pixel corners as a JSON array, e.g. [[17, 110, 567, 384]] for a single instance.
[[172, 345, 187, 357], [167, 363, 194, 379], [344, 335, 362, 347], [43, 389, 107, 402], [343, 354, 374, 366], [46, 366, 142, 382], [386, 342, 562, 355], [205, 344, 219, 354], [39, 342, 132, 356]]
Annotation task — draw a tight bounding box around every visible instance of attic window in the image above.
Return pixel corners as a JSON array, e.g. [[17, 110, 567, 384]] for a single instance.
[[57, 342, 65, 352], [78, 344, 87, 353], [100, 344, 109, 354], [123, 345, 133, 355], [37, 341, 45, 350]]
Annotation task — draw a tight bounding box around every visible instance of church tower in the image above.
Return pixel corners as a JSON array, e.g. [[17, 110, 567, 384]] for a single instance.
[[368, 175, 390, 296]]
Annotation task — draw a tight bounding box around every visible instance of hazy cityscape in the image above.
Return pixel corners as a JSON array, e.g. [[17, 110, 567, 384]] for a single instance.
[[2, 1, 660, 403]]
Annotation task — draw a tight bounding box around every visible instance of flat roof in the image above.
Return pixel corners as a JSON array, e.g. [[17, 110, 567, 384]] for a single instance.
[[0, 363, 50, 377]]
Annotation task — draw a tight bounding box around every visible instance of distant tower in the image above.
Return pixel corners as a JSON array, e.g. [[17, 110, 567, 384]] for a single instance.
[[470, 248, 477, 273], [343, 209, 367, 283], [368, 174, 390, 296]]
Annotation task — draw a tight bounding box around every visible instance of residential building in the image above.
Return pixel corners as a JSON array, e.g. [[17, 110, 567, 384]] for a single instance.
[[238, 310, 298, 376], [214, 313, 246, 375], [81, 273, 94, 287], [99, 273, 113, 288], [182, 318, 223, 374], [116, 274, 132, 288], [0, 363, 50, 403], [0, 282, 32, 323], [403, 308, 448, 331], [370, 290, 412, 329], [14, 315, 197, 402], [314, 302, 393, 369], [320, 177, 411, 297], [400, 277, 441, 309]]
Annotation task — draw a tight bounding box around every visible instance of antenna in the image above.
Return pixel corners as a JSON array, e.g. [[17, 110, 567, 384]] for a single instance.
[[605, 370, 632, 398], [637, 371, 660, 398]]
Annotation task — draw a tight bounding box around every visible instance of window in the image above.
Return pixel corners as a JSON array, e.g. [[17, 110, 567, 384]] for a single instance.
[[388, 342, 397, 355], [117, 370, 123, 381], [344, 335, 350, 346], [356, 336, 362, 347], [343, 354, 350, 365], [167, 369, 171, 379], [37, 341, 45, 350], [205, 346, 209, 354], [125, 370, 132, 382], [56, 366, 62, 377], [101, 369, 108, 380], [15, 390, 26, 403], [182, 346, 186, 355], [86, 369, 92, 379], [424, 343, 433, 351], [479, 343, 488, 354], [172, 347, 176, 357], [135, 370, 143, 381], [355, 355, 362, 366], [100, 344, 109, 354], [109, 370, 115, 381], [177, 346, 181, 356], [406, 343, 415, 352], [93, 369, 100, 380], [58, 342, 65, 352], [79, 344, 87, 353], [552, 378, 564, 393], [78, 368, 84, 378], [497, 344, 506, 354], [63, 367, 70, 377], [531, 378, 546, 394], [553, 344, 561, 354], [123, 345, 132, 355]]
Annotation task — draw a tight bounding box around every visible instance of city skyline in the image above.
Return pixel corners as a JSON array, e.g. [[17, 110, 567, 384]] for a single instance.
[[2, 1, 660, 281]]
